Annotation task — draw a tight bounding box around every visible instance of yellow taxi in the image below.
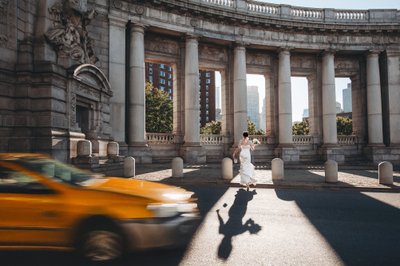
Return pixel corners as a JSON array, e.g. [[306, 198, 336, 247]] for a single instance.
[[0, 153, 200, 262]]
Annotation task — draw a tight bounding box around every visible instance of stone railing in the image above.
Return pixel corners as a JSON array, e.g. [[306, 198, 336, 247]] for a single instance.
[[146, 133, 175, 144], [291, 7, 323, 19], [338, 135, 358, 145], [191, 0, 399, 24], [201, 0, 234, 8], [249, 135, 268, 144], [335, 10, 369, 20], [200, 134, 223, 145], [293, 135, 313, 145], [247, 2, 279, 15]]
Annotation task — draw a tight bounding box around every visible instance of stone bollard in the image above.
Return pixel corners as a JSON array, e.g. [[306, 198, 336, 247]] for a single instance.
[[172, 157, 184, 178], [107, 142, 119, 156], [77, 140, 92, 157], [378, 161, 393, 185], [325, 160, 338, 183], [124, 157, 135, 178], [271, 158, 284, 181], [221, 157, 233, 180]]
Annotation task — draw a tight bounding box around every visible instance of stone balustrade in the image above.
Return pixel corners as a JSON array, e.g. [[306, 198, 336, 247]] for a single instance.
[[291, 8, 323, 19], [146, 133, 175, 144], [247, 2, 279, 15], [249, 135, 268, 144], [185, 0, 399, 24], [335, 10, 369, 20], [338, 135, 358, 145], [292, 135, 313, 145], [200, 134, 223, 145], [201, 0, 234, 8]]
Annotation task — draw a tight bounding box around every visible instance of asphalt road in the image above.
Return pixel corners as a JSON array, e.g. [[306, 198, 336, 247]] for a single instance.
[[1, 186, 399, 266]]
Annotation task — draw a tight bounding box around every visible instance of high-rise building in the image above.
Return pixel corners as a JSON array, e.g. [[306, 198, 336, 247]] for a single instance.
[[145, 62, 173, 99], [259, 97, 266, 131], [247, 85, 260, 128], [199, 70, 216, 127], [342, 83, 352, 113]]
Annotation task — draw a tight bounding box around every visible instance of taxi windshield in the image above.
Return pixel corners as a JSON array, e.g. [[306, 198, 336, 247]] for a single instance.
[[11, 157, 98, 186]]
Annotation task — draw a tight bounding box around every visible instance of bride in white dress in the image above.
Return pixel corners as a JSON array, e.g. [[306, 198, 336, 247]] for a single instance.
[[233, 131, 257, 190]]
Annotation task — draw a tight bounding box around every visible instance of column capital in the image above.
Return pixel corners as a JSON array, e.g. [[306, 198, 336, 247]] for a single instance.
[[367, 49, 382, 56], [322, 48, 337, 56], [277, 46, 293, 54], [108, 15, 128, 28], [130, 23, 147, 33], [232, 41, 248, 49], [185, 33, 200, 41]]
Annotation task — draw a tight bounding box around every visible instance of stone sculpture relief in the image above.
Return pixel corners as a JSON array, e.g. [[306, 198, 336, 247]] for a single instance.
[[45, 0, 98, 64], [199, 45, 227, 62], [146, 37, 179, 55]]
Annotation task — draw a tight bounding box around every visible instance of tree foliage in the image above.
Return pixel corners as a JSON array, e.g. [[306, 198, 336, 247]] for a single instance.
[[291, 117, 353, 135], [248, 119, 265, 135], [145, 82, 173, 133], [292, 120, 310, 135], [200, 120, 221, 135], [336, 116, 352, 135]]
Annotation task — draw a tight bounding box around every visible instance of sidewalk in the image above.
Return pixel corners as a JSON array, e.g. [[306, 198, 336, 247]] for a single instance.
[[132, 164, 400, 191]]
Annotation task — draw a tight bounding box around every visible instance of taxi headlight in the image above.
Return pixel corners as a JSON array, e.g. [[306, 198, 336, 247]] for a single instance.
[[147, 203, 197, 218]]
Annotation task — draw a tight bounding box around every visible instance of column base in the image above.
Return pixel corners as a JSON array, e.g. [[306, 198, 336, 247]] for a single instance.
[[274, 146, 299, 162], [180, 145, 206, 164], [128, 144, 152, 164]]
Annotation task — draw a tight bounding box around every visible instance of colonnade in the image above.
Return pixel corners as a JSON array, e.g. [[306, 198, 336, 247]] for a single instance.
[[108, 19, 394, 163]]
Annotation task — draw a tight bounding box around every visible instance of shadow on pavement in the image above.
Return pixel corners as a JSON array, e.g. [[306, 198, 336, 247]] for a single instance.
[[215, 188, 261, 260], [274, 188, 400, 266]]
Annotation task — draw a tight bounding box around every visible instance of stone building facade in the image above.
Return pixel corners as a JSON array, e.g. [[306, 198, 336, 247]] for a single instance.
[[0, 0, 399, 166]]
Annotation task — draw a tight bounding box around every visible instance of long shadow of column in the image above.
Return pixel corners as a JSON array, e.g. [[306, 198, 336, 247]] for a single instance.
[[216, 188, 262, 260]]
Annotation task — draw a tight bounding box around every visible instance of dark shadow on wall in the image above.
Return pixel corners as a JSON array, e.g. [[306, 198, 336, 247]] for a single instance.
[[274, 188, 400, 266]]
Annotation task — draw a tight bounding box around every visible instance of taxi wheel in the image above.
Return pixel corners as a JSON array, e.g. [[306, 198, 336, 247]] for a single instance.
[[80, 228, 124, 262]]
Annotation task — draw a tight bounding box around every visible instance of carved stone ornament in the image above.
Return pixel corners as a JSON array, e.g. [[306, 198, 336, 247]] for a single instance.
[[113, 0, 122, 9], [145, 37, 179, 55], [199, 45, 227, 62], [45, 0, 98, 64], [135, 5, 145, 15], [190, 18, 199, 27]]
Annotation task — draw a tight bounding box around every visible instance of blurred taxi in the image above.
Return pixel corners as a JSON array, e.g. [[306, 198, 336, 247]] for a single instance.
[[0, 153, 200, 262]]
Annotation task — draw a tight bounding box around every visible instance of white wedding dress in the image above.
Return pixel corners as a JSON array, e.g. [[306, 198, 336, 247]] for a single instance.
[[239, 143, 257, 186]]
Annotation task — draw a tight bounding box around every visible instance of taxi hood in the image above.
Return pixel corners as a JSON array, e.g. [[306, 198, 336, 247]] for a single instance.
[[84, 177, 193, 203]]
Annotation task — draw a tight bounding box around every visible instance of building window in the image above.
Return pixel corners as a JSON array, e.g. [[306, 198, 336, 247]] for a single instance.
[[160, 64, 165, 69], [160, 71, 165, 77], [168, 73, 172, 79], [160, 86, 165, 91], [206, 79, 211, 84], [149, 76, 153, 82], [160, 79, 165, 84], [206, 72, 211, 78]]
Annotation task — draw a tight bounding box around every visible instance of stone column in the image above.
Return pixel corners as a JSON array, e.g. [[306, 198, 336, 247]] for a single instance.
[[180, 36, 206, 163], [109, 16, 127, 144], [387, 50, 400, 145], [322, 51, 337, 145], [128, 24, 146, 146], [278, 49, 292, 145], [184, 36, 200, 145], [366, 51, 384, 145], [233, 45, 248, 143], [127, 24, 151, 163]]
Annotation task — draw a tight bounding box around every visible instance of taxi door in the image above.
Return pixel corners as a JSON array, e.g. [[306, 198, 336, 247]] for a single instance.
[[0, 164, 68, 247]]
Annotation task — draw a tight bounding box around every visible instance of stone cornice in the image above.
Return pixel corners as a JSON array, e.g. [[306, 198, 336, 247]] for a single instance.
[[131, 0, 400, 34]]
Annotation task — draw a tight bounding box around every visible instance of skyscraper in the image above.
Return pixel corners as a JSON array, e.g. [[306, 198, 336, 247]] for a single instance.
[[199, 70, 216, 127], [247, 85, 260, 128], [342, 83, 352, 113]]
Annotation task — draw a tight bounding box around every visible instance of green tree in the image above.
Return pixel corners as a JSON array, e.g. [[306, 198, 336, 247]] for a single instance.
[[247, 119, 265, 135], [145, 82, 173, 133], [200, 120, 221, 135], [337, 116, 352, 135], [292, 120, 310, 135]]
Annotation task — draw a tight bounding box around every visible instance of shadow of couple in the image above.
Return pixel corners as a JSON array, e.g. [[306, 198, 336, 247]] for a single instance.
[[216, 188, 262, 260]]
